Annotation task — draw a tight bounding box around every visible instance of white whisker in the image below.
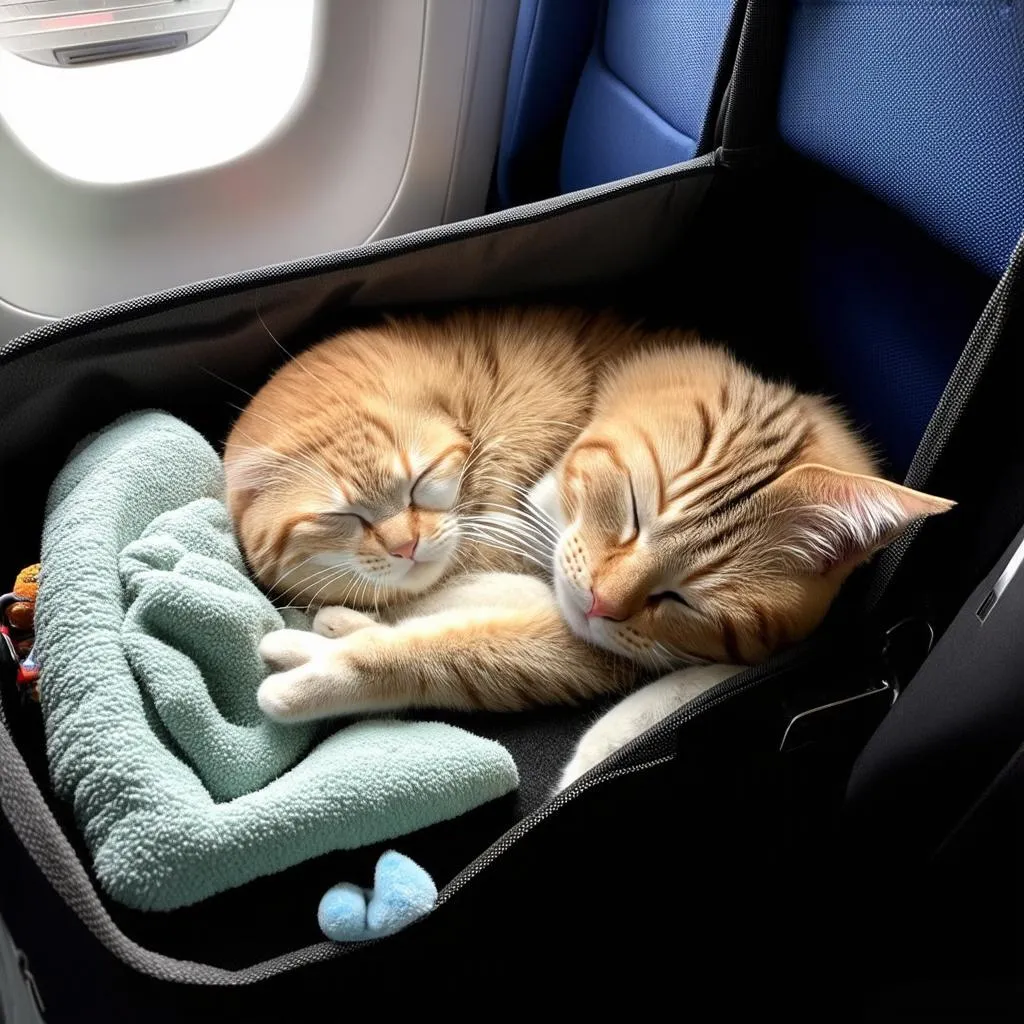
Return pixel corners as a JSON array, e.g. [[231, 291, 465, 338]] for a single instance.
[[462, 475, 562, 529], [201, 367, 260, 403], [277, 562, 356, 601], [253, 302, 336, 393], [456, 502, 561, 544], [307, 564, 363, 608], [268, 553, 318, 593], [458, 517, 555, 561], [458, 529, 550, 570]]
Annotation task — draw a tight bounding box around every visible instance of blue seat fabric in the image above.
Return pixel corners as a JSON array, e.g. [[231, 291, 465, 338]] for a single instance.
[[496, 0, 600, 207], [561, 1, 735, 193], [778, 1, 1022, 472], [497, 1, 736, 206], [497, 0, 1021, 475]]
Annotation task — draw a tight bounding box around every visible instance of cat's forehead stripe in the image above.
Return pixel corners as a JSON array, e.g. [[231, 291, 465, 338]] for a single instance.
[[631, 425, 667, 514], [417, 441, 471, 476], [567, 437, 626, 472], [358, 409, 398, 445], [667, 414, 813, 516]]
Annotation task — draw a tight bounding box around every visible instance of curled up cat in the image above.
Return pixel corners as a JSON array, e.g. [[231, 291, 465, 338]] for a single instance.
[[224, 308, 952, 791]]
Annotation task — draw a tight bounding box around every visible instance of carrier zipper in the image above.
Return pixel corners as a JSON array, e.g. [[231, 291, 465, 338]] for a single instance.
[[866, 240, 1024, 608], [439, 755, 675, 905]]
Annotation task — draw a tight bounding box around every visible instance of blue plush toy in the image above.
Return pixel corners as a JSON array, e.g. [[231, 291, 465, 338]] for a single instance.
[[318, 851, 437, 942]]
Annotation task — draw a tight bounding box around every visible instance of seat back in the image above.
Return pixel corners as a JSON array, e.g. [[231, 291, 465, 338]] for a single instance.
[[560, 0, 737, 192], [777, 0, 1024, 472], [496, 0, 600, 207], [496, 0, 738, 206]]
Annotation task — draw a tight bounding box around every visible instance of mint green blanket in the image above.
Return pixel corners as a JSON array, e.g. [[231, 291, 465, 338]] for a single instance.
[[35, 412, 517, 912]]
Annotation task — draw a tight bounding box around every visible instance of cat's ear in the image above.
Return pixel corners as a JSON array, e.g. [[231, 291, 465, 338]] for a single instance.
[[760, 463, 955, 574]]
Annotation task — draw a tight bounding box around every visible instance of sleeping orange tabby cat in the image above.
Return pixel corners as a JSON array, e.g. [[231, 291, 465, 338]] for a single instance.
[[225, 308, 951, 784]]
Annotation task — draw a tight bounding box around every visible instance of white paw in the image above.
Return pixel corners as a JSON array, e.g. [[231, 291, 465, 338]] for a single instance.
[[257, 656, 352, 723], [257, 667, 333, 722], [258, 629, 345, 723], [312, 605, 377, 638], [258, 628, 330, 671], [257, 630, 392, 723]]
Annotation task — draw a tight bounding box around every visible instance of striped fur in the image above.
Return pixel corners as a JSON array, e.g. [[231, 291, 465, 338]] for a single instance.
[[225, 308, 631, 611], [547, 342, 953, 671], [226, 310, 952, 721]]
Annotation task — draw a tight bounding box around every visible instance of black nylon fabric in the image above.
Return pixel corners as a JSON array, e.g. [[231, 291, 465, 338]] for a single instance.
[[720, 0, 791, 159], [696, 0, 748, 154]]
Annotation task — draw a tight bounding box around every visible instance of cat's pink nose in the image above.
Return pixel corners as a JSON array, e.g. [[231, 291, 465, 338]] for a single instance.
[[587, 589, 627, 621], [390, 538, 418, 561]]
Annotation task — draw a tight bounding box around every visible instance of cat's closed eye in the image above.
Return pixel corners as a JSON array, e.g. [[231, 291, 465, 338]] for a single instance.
[[412, 469, 459, 511], [317, 511, 372, 531], [627, 477, 640, 541], [411, 447, 468, 511], [648, 590, 693, 610]]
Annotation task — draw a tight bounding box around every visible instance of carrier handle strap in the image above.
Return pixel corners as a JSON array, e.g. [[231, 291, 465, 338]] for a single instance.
[[719, 0, 793, 162], [696, 0, 749, 156]]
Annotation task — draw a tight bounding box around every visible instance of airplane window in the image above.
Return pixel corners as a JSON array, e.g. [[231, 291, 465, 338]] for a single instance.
[[0, 0, 316, 184]]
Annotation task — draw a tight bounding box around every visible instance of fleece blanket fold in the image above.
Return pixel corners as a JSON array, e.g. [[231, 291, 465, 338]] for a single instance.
[[35, 412, 517, 911]]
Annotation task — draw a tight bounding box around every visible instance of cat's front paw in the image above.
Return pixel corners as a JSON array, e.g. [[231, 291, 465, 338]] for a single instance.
[[258, 628, 330, 671], [257, 629, 345, 722], [257, 629, 391, 722], [312, 605, 377, 638], [257, 670, 334, 722], [258, 660, 351, 723]]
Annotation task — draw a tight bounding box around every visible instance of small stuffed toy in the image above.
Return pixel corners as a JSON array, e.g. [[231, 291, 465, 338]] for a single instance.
[[7, 563, 39, 633], [318, 851, 437, 942]]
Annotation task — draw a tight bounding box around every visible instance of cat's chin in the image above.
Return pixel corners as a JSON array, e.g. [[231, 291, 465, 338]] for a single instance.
[[553, 572, 594, 642], [390, 558, 449, 595]]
